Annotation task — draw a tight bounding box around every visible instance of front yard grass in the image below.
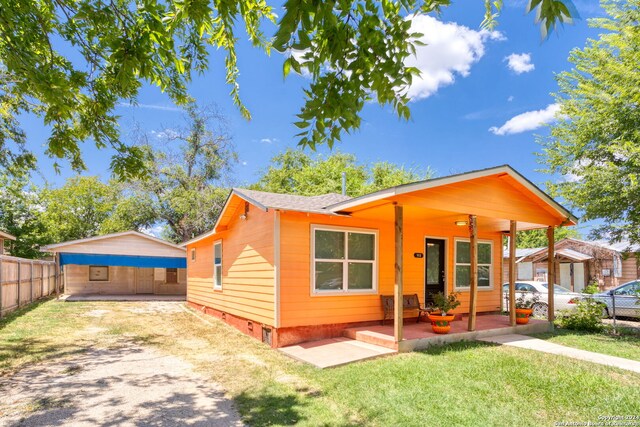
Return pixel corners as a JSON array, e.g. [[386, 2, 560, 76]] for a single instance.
[[2, 299, 640, 426], [533, 326, 640, 361]]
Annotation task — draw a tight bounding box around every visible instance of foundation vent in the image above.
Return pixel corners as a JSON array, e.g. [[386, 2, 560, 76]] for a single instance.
[[262, 327, 272, 346]]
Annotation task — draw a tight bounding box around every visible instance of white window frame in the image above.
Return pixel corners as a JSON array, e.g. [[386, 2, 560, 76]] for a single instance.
[[213, 240, 223, 290], [453, 238, 494, 291], [310, 225, 378, 296]]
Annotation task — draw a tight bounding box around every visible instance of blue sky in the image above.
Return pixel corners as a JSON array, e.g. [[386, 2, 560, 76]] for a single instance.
[[24, 1, 605, 234]]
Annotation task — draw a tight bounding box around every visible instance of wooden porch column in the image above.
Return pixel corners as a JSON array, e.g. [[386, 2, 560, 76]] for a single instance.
[[467, 215, 478, 331], [547, 226, 555, 321], [394, 205, 404, 343], [509, 221, 517, 326]]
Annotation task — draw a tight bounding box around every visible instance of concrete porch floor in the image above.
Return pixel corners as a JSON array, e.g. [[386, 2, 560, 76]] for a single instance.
[[279, 315, 551, 368], [63, 294, 186, 302], [345, 314, 551, 352]]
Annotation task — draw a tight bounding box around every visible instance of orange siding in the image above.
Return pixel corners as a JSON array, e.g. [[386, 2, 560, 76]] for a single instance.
[[279, 206, 503, 328], [186, 199, 275, 326]]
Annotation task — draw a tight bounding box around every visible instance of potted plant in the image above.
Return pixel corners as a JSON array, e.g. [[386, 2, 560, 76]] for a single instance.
[[427, 292, 461, 334], [514, 292, 540, 324]]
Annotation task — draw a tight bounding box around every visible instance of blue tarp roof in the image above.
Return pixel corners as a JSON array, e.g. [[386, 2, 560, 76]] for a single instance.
[[60, 253, 186, 268]]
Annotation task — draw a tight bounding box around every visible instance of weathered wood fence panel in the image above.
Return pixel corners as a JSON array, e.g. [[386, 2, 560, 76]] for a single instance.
[[0, 255, 63, 318]]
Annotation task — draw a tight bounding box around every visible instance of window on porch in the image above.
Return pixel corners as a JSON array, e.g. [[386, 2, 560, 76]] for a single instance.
[[454, 239, 493, 290], [312, 226, 377, 294]]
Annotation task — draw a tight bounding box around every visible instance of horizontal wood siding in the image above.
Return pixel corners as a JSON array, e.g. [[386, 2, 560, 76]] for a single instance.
[[279, 207, 503, 328], [186, 200, 275, 325], [54, 234, 185, 257], [64, 265, 186, 295]]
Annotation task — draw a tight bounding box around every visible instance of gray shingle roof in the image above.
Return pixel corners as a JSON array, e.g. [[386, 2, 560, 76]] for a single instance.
[[233, 188, 351, 214]]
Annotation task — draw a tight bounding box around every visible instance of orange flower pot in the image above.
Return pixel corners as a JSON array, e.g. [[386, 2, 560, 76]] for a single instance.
[[427, 313, 456, 334], [515, 308, 533, 325]]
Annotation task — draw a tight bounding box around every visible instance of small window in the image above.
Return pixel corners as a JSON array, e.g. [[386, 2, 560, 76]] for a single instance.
[[454, 239, 493, 289], [213, 240, 222, 290], [89, 266, 109, 281], [166, 268, 178, 284], [191, 248, 196, 262]]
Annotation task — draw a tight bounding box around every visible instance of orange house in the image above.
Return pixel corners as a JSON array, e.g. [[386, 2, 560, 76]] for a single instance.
[[184, 165, 577, 349]]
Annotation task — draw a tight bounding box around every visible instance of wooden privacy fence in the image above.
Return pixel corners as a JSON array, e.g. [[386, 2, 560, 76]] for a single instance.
[[0, 255, 63, 318]]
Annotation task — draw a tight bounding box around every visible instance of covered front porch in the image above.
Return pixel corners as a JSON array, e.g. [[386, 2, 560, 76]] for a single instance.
[[280, 314, 551, 368], [328, 166, 578, 351]]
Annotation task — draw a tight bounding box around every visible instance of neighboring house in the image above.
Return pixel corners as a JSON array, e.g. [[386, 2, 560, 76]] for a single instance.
[[502, 238, 640, 292], [0, 230, 16, 255], [42, 231, 187, 296], [184, 165, 576, 348]]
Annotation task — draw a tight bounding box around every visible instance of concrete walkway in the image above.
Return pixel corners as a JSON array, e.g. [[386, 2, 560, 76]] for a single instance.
[[279, 337, 396, 368], [478, 334, 640, 374]]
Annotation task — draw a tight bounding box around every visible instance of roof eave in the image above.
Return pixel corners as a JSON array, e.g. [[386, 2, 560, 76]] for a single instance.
[[327, 164, 578, 225]]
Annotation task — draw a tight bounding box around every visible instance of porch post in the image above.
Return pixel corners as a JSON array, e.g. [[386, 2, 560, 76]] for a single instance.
[[547, 226, 555, 321], [394, 204, 404, 344], [509, 221, 517, 326], [467, 215, 478, 331]]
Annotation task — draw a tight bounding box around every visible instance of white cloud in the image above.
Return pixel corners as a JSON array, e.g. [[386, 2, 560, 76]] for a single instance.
[[507, 95, 514, 102], [504, 53, 535, 74], [241, 161, 248, 166], [155, 128, 179, 139], [117, 102, 180, 112], [259, 138, 278, 144], [489, 103, 560, 135], [405, 15, 505, 100]]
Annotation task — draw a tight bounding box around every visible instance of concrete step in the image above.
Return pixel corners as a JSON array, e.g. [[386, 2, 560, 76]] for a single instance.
[[343, 328, 397, 349]]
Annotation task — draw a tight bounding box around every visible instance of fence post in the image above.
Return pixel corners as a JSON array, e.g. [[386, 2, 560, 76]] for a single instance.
[[40, 263, 44, 298], [17, 260, 21, 308], [30, 261, 34, 303]]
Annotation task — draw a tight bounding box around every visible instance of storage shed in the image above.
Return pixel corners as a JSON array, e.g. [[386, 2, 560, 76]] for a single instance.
[[42, 231, 187, 296]]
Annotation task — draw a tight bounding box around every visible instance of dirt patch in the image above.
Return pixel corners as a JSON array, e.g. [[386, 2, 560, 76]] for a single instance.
[[0, 344, 242, 427]]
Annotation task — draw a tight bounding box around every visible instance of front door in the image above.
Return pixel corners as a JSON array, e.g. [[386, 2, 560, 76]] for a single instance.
[[425, 238, 446, 305], [136, 268, 155, 294]]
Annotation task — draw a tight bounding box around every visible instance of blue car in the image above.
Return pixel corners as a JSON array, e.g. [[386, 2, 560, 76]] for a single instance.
[[592, 280, 640, 319]]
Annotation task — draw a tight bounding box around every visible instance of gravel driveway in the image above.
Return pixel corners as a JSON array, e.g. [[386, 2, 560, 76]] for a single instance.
[[0, 343, 243, 427]]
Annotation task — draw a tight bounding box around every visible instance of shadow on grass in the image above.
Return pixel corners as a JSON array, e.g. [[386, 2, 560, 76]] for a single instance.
[[0, 297, 56, 331], [0, 337, 87, 371], [417, 340, 495, 356], [235, 390, 309, 426]]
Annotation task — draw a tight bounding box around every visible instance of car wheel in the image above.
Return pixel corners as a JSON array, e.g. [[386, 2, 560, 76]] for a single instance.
[[532, 302, 548, 318], [600, 305, 609, 319]]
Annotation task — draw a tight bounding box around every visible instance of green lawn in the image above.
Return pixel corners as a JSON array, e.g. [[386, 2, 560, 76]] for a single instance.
[[2, 299, 640, 426], [533, 327, 640, 362]]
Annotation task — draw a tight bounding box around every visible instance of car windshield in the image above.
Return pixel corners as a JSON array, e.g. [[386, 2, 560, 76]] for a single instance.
[[540, 283, 572, 294]]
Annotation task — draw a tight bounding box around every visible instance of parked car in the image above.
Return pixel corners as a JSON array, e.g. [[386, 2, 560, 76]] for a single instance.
[[591, 280, 640, 319], [502, 281, 583, 317]]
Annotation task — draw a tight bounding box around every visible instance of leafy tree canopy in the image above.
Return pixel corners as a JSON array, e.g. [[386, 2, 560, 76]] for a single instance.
[[542, 0, 640, 246], [39, 175, 155, 243], [126, 103, 236, 243], [515, 227, 581, 249], [250, 148, 433, 197], [0, 174, 47, 258], [0, 0, 577, 178]]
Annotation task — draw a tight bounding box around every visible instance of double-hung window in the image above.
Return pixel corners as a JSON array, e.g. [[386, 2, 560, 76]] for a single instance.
[[213, 240, 223, 290], [454, 239, 493, 289], [312, 226, 377, 294]]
